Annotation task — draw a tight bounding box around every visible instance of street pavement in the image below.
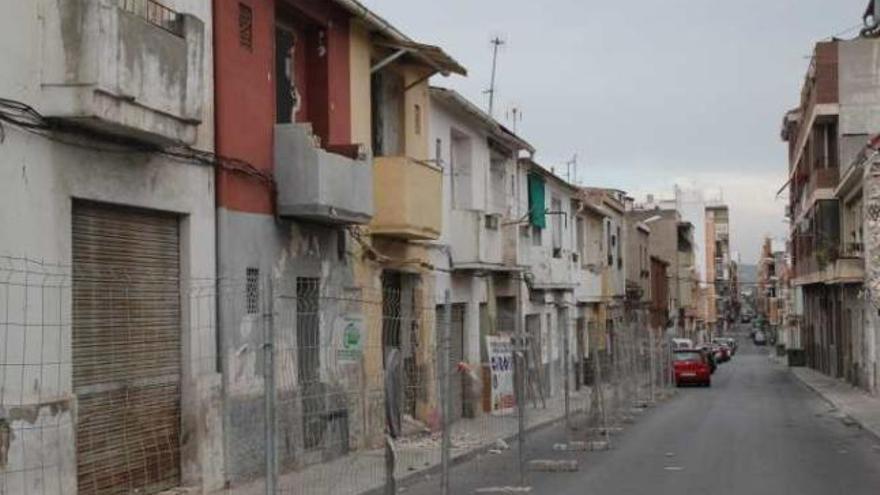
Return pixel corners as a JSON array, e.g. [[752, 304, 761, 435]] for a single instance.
[[403, 325, 880, 495]]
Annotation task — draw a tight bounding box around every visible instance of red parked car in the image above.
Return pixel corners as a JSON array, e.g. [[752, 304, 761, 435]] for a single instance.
[[673, 349, 712, 387]]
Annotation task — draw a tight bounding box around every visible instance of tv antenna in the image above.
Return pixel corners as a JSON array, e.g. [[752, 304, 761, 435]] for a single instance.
[[506, 106, 523, 133], [484, 35, 505, 117], [566, 154, 578, 184]]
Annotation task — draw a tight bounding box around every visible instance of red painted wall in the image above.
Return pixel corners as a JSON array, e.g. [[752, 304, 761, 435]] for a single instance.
[[214, 0, 352, 214], [214, 0, 275, 214]]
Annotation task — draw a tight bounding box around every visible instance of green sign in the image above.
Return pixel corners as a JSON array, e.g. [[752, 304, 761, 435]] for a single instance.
[[337, 315, 363, 362]]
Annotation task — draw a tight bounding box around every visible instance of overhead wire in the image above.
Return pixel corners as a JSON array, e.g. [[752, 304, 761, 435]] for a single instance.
[[0, 97, 274, 186]]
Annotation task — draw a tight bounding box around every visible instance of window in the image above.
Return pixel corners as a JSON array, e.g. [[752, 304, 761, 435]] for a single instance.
[[246, 267, 259, 314], [617, 226, 623, 270], [532, 225, 543, 246], [576, 217, 586, 265], [607, 222, 614, 266], [414, 104, 422, 135], [485, 214, 499, 230], [451, 130, 473, 209], [297, 277, 321, 450], [551, 197, 563, 255], [239, 3, 253, 51], [527, 173, 546, 228], [435, 138, 442, 167]]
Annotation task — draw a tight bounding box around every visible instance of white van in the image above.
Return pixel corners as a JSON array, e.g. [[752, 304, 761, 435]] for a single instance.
[[672, 338, 694, 350]]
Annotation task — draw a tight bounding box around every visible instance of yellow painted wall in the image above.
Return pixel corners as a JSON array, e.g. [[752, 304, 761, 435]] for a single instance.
[[402, 66, 432, 161], [372, 156, 442, 240], [349, 23, 372, 152]]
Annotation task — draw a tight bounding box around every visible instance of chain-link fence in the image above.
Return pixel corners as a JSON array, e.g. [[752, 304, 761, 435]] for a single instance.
[[0, 256, 675, 495]]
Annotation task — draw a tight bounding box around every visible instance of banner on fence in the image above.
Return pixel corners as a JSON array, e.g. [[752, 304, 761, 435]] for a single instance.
[[487, 335, 515, 413]]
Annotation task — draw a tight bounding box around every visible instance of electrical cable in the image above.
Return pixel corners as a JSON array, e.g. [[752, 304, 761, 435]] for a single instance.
[[0, 97, 274, 186]]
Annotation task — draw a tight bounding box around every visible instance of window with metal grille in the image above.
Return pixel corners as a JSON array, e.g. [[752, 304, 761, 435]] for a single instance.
[[297, 277, 322, 450], [239, 3, 253, 50], [246, 267, 259, 314]]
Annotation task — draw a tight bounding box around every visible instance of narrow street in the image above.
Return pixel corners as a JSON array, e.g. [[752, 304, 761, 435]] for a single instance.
[[405, 325, 880, 495]]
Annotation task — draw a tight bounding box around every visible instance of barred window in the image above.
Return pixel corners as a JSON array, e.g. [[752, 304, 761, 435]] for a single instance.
[[246, 267, 259, 314], [239, 3, 253, 50]]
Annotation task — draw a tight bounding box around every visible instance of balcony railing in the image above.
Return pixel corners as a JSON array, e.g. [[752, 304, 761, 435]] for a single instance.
[[118, 0, 182, 36], [840, 242, 864, 258], [810, 166, 839, 192]]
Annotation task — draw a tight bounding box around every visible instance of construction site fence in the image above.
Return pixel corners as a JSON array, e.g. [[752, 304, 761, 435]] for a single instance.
[[0, 256, 677, 495]]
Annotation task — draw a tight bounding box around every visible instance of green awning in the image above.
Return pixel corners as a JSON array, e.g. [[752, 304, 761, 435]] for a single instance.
[[527, 173, 546, 228]]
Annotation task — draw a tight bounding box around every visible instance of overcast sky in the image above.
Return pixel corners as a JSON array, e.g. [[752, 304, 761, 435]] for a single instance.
[[362, 0, 868, 263]]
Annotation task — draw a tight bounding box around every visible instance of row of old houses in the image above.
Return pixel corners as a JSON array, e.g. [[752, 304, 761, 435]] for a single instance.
[[0, 1, 710, 493], [775, 20, 880, 395]]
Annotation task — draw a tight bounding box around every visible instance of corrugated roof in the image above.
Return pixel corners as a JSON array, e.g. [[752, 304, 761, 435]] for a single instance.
[[332, 0, 466, 76]]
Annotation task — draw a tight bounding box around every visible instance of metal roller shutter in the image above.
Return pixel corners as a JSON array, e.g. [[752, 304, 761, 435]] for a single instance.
[[72, 201, 181, 495]]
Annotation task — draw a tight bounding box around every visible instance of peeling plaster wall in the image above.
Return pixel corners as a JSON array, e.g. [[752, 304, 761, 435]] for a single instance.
[[0, 0, 219, 492], [216, 210, 370, 480]]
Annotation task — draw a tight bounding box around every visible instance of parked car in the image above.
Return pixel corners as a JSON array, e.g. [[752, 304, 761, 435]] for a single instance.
[[754, 330, 767, 345], [672, 338, 694, 350], [741, 314, 751, 323], [673, 349, 712, 387], [717, 343, 731, 362], [712, 338, 735, 359], [695, 344, 718, 373]]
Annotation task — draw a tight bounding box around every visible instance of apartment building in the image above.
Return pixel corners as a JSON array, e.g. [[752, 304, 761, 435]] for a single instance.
[[213, 0, 464, 479], [677, 221, 701, 338], [0, 1, 220, 493], [705, 204, 733, 335], [781, 36, 880, 392], [624, 216, 652, 324], [514, 159, 585, 398], [427, 87, 533, 418], [580, 188, 628, 366]]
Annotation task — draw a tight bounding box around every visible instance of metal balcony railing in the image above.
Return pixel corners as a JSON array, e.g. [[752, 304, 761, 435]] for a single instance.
[[118, 0, 182, 36], [840, 242, 864, 258]]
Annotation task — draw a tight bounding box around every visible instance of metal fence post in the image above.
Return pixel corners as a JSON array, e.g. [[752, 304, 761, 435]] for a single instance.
[[562, 305, 570, 432], [515, 276, 526, 487], [441, 290, 452, 495], [649, 327, 656, 403], [264, 277, 277, 495]]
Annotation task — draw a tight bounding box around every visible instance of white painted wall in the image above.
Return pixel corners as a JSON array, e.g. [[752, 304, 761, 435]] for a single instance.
[[0, 0, 220, 492]]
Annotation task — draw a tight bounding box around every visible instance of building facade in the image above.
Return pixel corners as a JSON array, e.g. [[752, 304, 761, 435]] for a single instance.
[[705, 204, 733, 336], [782, 36, 880, 393], [213, 0, 465, 481], [0, 0, 221, 493]]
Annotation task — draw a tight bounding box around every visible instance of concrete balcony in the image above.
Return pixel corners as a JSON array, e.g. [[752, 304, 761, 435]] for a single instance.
[[275, 124, 373, 225], [371, 156, 442, 240], [40, 0, 205, 145], [792, 256, 864, 286], [449, 210, 505, 270]]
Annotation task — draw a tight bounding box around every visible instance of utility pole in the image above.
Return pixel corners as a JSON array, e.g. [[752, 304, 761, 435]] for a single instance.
[[485, 36, 505, 117]]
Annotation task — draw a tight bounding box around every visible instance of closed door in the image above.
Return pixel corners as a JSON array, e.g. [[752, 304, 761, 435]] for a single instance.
[[73, 201, 181, 495]]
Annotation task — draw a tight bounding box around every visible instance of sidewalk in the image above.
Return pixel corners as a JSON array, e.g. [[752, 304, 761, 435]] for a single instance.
[[223, 388, 597, 495], [789, 365, 880, 440]]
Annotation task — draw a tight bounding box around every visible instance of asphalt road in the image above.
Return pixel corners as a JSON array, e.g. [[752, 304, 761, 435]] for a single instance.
[[403, 326, 880, 495]]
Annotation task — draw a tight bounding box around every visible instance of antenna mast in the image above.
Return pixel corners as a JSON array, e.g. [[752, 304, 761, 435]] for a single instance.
[[566, 154, 578, 184], [485, 36, 505, 117]]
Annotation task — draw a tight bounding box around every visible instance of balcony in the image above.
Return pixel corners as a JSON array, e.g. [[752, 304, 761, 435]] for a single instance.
[[371, 156, 442, 240], [39, 0, 205, 145], [449, 211, 505, 270], [810, 166, 839, 192], [274, 124, 373, 225]]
